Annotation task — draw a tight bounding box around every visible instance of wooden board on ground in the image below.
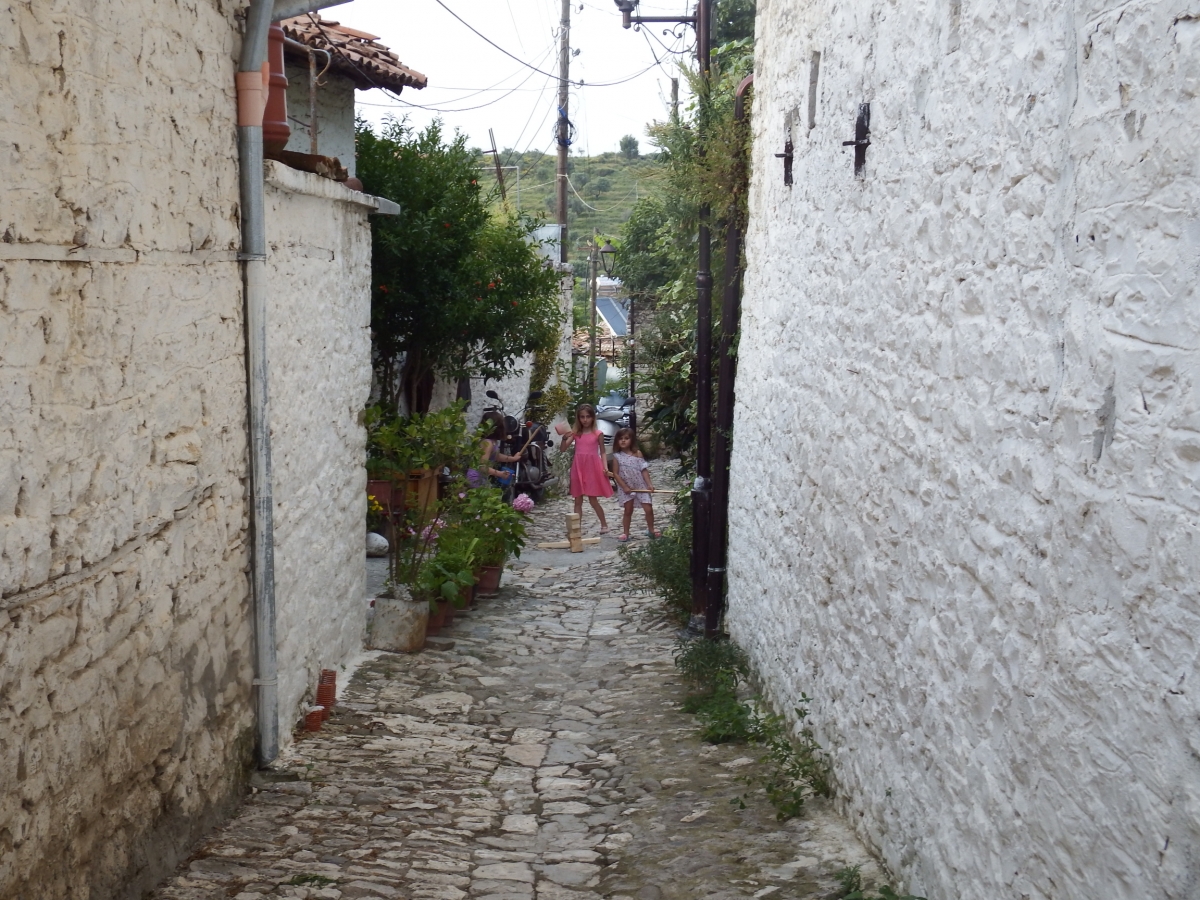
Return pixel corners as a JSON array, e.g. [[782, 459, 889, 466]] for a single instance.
[[536, 537, 602, 550]]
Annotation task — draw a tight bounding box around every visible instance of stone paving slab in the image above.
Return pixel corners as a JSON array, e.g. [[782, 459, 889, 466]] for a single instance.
[[151, 466, 885, 900]]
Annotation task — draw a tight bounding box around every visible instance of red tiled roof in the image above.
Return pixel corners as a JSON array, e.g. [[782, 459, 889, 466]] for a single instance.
[[280, 14, 427, 93]]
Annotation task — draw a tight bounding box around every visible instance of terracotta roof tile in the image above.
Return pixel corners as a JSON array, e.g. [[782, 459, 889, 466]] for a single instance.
[[280, 14, 427, 93]]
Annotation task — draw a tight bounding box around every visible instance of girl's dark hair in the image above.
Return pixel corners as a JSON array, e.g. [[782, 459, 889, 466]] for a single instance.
[[613, 427, 641, 455], [480, 411, 505, 441], [572, 403, 597, 436]]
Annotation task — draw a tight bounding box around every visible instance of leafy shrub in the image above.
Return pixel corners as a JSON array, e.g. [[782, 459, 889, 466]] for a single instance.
[[619, 491, 692, 621], [673, 636, 750, 693]]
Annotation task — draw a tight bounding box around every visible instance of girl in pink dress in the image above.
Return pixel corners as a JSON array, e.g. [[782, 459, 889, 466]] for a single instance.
[[560, 403, 613, 533]]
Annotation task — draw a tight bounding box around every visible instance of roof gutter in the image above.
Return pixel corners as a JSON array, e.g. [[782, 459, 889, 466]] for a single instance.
[[271, 0, 351, 21]]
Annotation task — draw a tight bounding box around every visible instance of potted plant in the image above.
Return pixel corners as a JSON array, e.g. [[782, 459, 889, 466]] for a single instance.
[[366, 401, 481, 524], [457, 485, 529, 596], [418, 534, 477, 624], [362, 405, 480, 652]]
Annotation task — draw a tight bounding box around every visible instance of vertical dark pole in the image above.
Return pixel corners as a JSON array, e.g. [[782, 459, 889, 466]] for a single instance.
[[706, 74, 754, 636], [628, 298, 637, 432], [556, 0, 571, 263], [689, 0, 713, 634], [588, 233, 599, 395]]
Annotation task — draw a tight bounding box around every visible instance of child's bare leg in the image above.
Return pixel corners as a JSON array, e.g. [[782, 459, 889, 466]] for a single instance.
[[622, 501, 634, 536], [643, 503, 657, 534], [573, 495, 584, 516], [586, 495, 608, 530]]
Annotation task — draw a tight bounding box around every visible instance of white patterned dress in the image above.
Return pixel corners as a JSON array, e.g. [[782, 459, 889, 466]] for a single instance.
[[612, 452, 652, 507]]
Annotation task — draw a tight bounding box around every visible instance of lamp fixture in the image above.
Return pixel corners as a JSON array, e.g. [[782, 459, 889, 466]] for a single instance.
[[599, 240, 617, 276]]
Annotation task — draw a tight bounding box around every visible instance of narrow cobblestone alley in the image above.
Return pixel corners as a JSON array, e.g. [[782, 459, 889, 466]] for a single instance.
[[151, 477, 883, 900]]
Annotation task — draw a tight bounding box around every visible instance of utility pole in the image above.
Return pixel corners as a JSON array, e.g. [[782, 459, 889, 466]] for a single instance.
[[488, 128, 507, 203], [556, 0, 571, 264], [587, 230, 599, 395]]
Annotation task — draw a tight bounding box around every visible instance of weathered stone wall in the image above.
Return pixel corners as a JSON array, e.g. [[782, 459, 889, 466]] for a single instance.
[[282, 64, 358, 176], [0, 0, 254, 897], [727, 2, 1200, 899], [264, 162, 374, 740]]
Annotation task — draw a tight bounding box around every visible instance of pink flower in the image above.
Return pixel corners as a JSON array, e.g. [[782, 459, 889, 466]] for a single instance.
[[512, 493, 535, 513]]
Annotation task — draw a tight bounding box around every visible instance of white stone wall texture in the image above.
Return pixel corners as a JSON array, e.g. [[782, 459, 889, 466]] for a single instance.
[[282, 64, 358, 176], [726, 2, 1200, 899], [264, 162, 374, 742], [0, 0, 254, 897]]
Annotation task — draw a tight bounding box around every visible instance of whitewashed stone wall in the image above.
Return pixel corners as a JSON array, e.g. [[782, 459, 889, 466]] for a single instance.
[[0, 0, 253, 897], [727, 2, 1200, 899], [264, 162, 374, 741], [283, 65, 358, 176]]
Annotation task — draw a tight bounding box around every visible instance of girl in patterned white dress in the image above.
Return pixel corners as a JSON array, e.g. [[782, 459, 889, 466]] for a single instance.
[[609, 428, 660, 542]]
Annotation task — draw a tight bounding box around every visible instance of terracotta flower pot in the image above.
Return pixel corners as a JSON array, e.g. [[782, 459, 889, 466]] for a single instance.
[[428, 599, 446, 633], [315, 683, 336, 721], [440, 598, 454, 626], [459, 583, 474, 609], [476, 564, 502, 597]]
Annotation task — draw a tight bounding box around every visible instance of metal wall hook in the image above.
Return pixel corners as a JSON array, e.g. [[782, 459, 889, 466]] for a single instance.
[[842, 103, 871, 176], [774, 138, 794, 186]]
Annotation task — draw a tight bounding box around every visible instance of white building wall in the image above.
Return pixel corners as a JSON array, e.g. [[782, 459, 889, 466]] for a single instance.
[[0, 1, 253, 897], [264, 162, 374, 740], [282, 64, 358, 177], [726, 2, 1200, 899]]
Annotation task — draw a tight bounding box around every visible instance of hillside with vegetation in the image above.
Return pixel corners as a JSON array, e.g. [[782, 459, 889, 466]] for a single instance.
[[475, 139, 665, 256]]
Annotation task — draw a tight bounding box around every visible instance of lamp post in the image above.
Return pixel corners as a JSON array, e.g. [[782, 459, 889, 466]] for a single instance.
[[612, 0, 712, 635], [597, 240, 634, 431], [587, 232, 599, 397]]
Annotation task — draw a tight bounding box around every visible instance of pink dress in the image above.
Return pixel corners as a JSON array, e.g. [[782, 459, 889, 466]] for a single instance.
[[569, 430, 614, 498]]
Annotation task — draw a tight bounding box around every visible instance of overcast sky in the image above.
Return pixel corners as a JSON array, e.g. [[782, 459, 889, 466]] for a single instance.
[[334, 0, 697, 157]]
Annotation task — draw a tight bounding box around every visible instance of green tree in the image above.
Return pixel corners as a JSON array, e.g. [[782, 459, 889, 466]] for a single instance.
[[619, 134, 640, 159], [612, 22, 756, 460], [356, 118, 563, 412], [714, 0, 756, 44]]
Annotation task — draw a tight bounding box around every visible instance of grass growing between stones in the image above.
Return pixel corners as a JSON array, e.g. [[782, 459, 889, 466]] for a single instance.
[[834, 865, 927, 900], [673, 636, 833, 820]]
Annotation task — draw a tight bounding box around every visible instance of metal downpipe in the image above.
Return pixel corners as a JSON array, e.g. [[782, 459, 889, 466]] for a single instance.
[[688, 0, 714, 636], [239, 0, 279, 767], [706, 74, 755, 636]]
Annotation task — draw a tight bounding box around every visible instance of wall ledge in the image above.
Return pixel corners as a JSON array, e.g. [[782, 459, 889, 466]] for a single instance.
[[265, 159, 382, 211]]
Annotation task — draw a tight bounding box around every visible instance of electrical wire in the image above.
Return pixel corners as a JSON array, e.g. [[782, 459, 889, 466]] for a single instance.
[[566, 174, 638, 213], [434, 0, 662, 88]]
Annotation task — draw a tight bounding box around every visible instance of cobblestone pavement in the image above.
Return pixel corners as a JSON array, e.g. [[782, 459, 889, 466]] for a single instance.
[[151, 464, 884, 900]]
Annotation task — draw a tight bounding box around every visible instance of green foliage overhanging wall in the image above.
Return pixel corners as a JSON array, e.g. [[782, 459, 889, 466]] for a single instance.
[[356, 118, 564, 413], [611, 4, 755, 461]]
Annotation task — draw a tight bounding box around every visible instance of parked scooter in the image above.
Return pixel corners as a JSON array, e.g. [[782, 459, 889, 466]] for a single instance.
[[595, 392, 634, 444], [483, 389, 556, 501]]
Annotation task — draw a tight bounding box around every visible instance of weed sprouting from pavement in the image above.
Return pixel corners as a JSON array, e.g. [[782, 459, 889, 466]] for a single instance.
[[672, 635, 831, 819], [834, 865, 928, 900]]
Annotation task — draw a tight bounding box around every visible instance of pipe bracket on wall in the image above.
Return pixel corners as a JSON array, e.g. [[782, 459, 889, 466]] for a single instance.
[[774, 139, 794, 186], [841, 103, 871, 177]]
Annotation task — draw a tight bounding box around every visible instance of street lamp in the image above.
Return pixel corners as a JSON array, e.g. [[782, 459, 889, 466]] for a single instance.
[[613, 0, 696, 30], [596, 241, 637, 432], [612, 0, 713, 636], [599, 240, 617, 275]]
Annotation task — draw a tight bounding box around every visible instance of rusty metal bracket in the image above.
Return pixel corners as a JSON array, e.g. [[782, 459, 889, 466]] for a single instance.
[[774, 139, 794, 186], [842, 102, 871, 177]]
